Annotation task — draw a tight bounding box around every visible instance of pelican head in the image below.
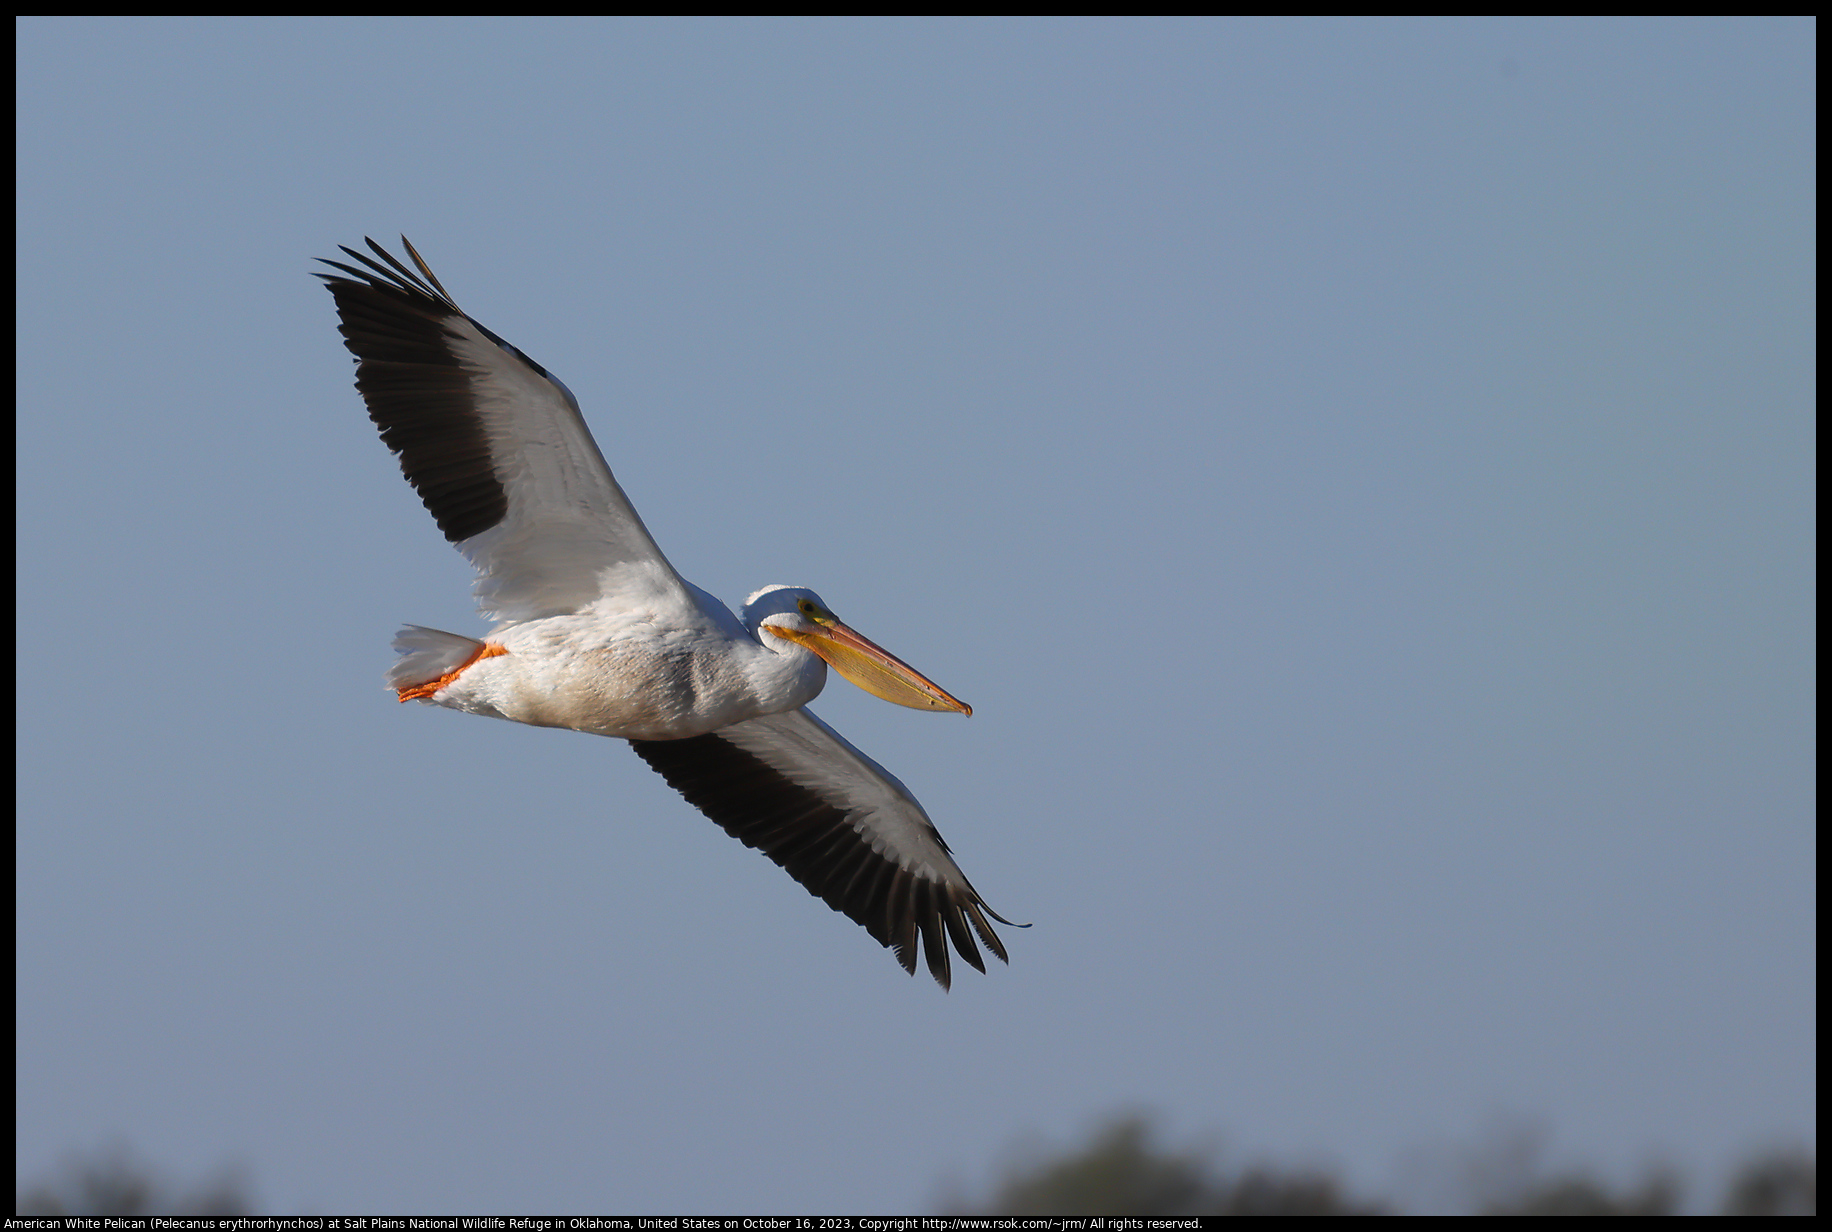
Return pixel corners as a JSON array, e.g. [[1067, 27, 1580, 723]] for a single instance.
[[743, 585, 971, 716]]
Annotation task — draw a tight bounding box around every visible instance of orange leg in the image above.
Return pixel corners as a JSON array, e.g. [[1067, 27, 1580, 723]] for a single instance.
[[397, 642, 509, 702]]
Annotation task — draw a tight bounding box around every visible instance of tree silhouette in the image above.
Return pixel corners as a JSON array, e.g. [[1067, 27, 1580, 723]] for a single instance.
[[15, 1148, 255, 1217], [1720, 1150, 1816, 1216], [1477, 1172, 1680, 1216], [19, 1127, 1811, 1215], [942, 1115, 1385, 1216], [943, 1113, 1814, 1217]]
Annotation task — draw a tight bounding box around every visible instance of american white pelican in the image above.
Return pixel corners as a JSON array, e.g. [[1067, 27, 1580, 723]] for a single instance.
[[319, 238, 1017, 987]]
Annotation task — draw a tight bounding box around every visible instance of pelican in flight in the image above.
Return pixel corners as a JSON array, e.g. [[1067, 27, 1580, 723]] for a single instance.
[[318, 238, 1016, 987]]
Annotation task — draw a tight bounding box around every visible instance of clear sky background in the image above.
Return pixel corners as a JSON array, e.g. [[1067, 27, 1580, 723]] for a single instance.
[[16, 16, 1813, 1215]]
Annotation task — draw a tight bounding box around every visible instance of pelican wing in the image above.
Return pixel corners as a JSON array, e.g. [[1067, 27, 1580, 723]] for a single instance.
[[319, 238, 691, 622], [630, 708, 1014, 989]]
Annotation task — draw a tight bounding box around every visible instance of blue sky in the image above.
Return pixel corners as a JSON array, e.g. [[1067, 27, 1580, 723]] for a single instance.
[[16, 16, 1813, 1214]]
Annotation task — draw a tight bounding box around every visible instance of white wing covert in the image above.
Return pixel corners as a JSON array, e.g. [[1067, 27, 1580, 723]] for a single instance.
[[319, 238, 693, 623]]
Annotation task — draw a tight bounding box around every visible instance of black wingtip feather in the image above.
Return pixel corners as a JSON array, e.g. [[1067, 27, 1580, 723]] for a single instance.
[[318, 238, 510, 545], [629, 732, 1010, 989]]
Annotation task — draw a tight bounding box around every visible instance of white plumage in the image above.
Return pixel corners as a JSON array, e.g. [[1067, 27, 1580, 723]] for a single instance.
[[320, 238, 1016, 987]]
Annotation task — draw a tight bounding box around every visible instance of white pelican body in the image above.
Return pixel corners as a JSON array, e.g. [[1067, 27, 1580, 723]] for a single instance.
[[320, 238, 1014, 987], [392, 589, 819, 741]]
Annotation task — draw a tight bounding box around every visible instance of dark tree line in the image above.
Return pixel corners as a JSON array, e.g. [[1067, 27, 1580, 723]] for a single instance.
[[940, 1114, 1814, 1217], [15, 1148, 253, 1217], [17, 1121, 1816, 1216]]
